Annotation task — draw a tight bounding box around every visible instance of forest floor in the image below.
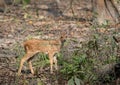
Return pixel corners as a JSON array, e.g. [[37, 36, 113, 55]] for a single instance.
[[0, 0, 120, 85]]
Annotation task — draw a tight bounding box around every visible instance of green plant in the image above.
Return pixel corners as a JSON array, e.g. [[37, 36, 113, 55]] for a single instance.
[[68, 76, 83, 85], [59, 53, 97, 85], [22, 0, 30, 5], [33, 53, 50, 72], [14, 0, 30, 5], [58, 25, 118, 85]]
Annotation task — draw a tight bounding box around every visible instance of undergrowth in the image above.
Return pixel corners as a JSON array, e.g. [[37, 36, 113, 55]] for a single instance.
[[58, 25, 119, 85], [13, 25, 119, 85]]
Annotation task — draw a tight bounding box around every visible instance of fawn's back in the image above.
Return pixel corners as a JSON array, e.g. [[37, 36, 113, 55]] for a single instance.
[[23, 39, 61, 54]]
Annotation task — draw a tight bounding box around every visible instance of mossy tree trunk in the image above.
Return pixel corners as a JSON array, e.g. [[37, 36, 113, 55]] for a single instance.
[[92, 0, 120, 25]]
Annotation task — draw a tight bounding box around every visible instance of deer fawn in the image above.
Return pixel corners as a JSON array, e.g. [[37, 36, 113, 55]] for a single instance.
[[18, 33, 66, 75]]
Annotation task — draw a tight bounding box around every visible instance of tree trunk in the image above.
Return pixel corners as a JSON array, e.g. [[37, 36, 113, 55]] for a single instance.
[[0, 0, 6, 12], [92, 0, 120, 25]]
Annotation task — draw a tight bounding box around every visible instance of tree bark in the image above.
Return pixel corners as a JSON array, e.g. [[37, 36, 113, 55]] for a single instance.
[[92, 0, 120, 25], [0, 0, 6, 12]]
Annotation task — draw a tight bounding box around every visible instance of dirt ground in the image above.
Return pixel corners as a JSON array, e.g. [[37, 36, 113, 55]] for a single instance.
[[0, 0, 120, 85]]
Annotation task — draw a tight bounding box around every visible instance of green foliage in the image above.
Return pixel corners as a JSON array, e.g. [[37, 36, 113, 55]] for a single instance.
[[68, 76, 83, 85], [37, 78, 44, 85], [22, 0, 30, 4], [14, 0, 30, 5], [59, 53, 97, 85], [33, 53, 49, 70], [58, 25, 118, 85]]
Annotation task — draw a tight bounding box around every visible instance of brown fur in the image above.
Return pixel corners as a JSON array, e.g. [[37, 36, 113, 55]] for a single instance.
[[18, 34, 66, 75]]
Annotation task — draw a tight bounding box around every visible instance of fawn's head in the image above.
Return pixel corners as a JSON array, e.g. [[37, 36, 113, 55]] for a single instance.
[[60, 32, 67, 44]]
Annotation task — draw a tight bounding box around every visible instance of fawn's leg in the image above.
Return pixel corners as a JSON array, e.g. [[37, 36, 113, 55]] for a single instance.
[[48, 53, 54, 73], [53, 55, 58, 70], [28, 60, 34, 74], [18, 52, 35, 75]]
